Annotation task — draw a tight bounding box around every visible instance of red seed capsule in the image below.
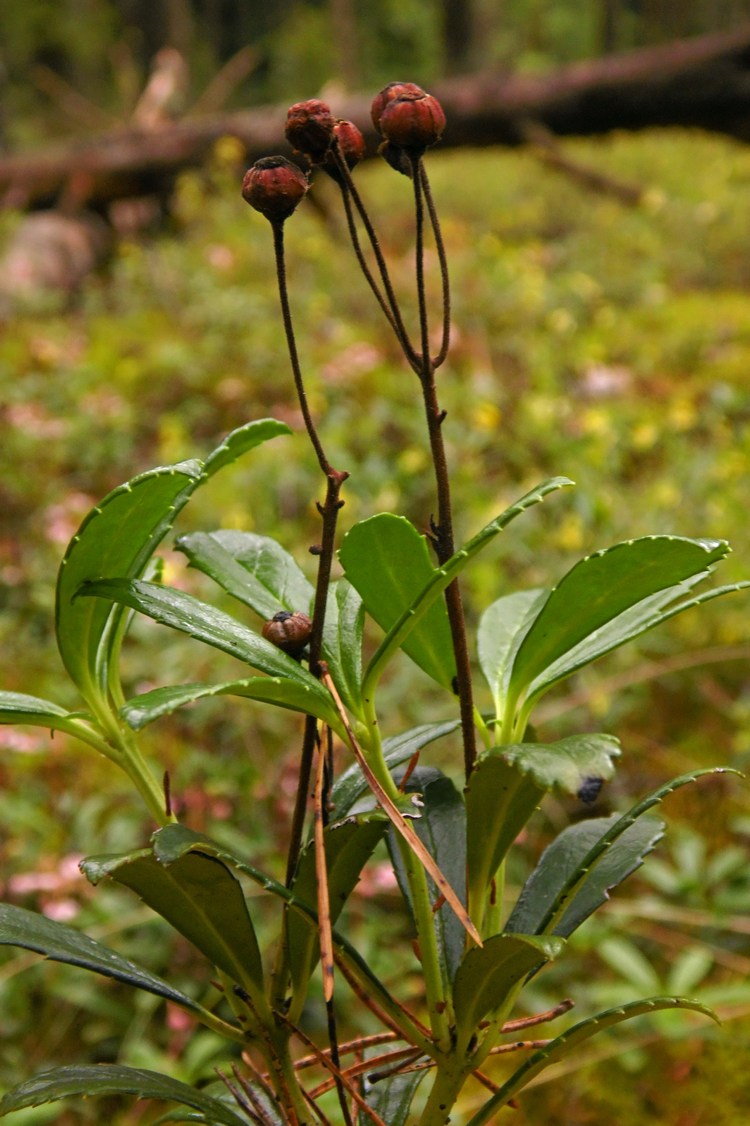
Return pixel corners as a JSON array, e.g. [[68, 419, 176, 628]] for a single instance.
[[241, 157, 308, 223], [262, 611, 313, 656], [371, 82, 427, 132], [322, 119, 366, 182], [378, 89, 446, 150], [285, 99, 336, 163]]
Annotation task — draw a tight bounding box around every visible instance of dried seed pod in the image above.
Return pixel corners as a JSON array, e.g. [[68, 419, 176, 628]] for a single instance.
[[371, 82, 427, 132], [322, 119, 367, 183], [241, 157, 309, 223], [378, 89, 446, 151], [262, 610, 313, 656], [285, 99, 336, 163]]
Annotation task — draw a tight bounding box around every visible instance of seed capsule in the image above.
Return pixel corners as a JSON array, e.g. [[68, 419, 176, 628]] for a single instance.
[[262, 610, 313, 656], [241, 157, 309, 223], [322, 119, 367, 182], [370, 82, 427, 132], [377, 88, 446, 151], [285, 99, 336, 163]]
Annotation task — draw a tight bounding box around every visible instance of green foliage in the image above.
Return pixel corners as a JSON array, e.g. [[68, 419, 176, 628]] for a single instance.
[[1, 125, 748, 1123]]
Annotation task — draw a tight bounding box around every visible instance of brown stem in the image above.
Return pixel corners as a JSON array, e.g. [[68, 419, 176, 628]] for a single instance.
[[410, 155, 477, 780], [419, 161, 451, 369]]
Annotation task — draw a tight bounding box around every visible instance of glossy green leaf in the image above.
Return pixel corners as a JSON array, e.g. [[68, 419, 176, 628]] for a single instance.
[[340, 514, 456, 689], [0, 1065, 251, 1126], [148, 825, 428, 1049], [121, 675, 341, 733], [81, 844, 265, 999], [320, 579, 365, 716], [79, 578, 320, 686], [507, 536, 730, 710], [388, 766, 467, 983], [365, 1071, 427, 1125], [453, 933, 563, 1043], [0, 903, 205, 1017], [287, 818, 386, 1005], [330, 719, 460, 818], [508, 767, 739, 937], [202, 417, 292, 479], [466, 997, 718, 1125], [176, 529, 313, 621], [362, 477, 572, 695], [153, 1079, 281, 1124], [465, 735, 619, 924], [0, 692, 102, 749], [477, 590, 545, 715], [56, 461, 204, 707], [505, 814, 664, 938]]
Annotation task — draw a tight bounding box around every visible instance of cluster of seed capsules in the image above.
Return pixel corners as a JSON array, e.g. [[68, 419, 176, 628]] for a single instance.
[[242, 82, 446, 224]]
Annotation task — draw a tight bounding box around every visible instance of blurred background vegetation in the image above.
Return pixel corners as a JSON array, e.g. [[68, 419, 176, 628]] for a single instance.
[[1, 2, 750, 1123]]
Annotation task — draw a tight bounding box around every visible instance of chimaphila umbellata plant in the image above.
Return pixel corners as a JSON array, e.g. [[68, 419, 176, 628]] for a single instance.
[[0, 84, 747, 1126]]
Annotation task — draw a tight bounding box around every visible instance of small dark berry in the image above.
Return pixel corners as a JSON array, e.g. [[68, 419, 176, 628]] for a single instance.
[[242, 157, 308, 223], [378, 90, 446, 151], [262, 610, 313, 656], [577, 776, 604, 805], [371, 82, 427, 132], [285, 99, 336, 163]]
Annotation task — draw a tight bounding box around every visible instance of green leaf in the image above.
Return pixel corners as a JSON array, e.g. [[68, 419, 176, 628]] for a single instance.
[[465, 735, 620, 924], [507, 536, 731, 713], [339, 514, 456, 689], [365, 1072, 427, 1125], [453, 933, 563, 1044], [145, 826, 428, 1049], [121, 675, 341, 733], [320, 580, 365, 716], [330, 720, 460, 818], [0, 692, 102, 749], [362, 478, 572, 695], [465, 997, 718, 1125], [388, 766, 467, 983], [56, 461, 204, 708], [505, 814, 664, 938], [202, 417, 292, 479], [508, 767, 740, 937], [478, 590, 545, 716], [0, 1065, 251, 1126], [286, 818, 386, 1006], [79, 577, 325, 687], [81, 842, 265, 1000], [176, 529, 313, 621], [0, 903, 205, 1017]]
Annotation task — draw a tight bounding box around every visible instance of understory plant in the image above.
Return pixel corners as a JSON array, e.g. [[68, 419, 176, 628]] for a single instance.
[[0, 86, 747, 1125]]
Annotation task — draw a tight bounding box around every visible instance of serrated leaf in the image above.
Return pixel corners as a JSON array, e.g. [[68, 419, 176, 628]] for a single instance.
[[507, 536, 730, 712], [121, 675, 341, 733], [340, 514, 456, 689], [147, 826, 429, 1049], [286, 819, 386, 1006], [388, 766, 467, 983], [202, 418, 292, 479], [465, 736, 619, 925], [362, 478, 572, 695], [79, 577, 321, 686], [478, 590, 545, 715], [505, 814, 664, 938], [365, 1071, 427, 1125], [320, 579, 365, 716], [330, 720, 460, 818], [507, 767, 739, 937], [453, 934, 563, 1044], [0, 903, 205, 1016], [466, 997, 718, 1124], [0, 1065, 250, 1125], [81, 845, 265, 999], [56, 462, 204, 708], [176, 529, 313, 621]]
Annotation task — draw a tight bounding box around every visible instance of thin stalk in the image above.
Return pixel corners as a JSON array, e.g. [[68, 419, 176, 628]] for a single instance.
[[419, 161, 450, 369], [410, 154, 477, 780], [330, 145, 420, 371]]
